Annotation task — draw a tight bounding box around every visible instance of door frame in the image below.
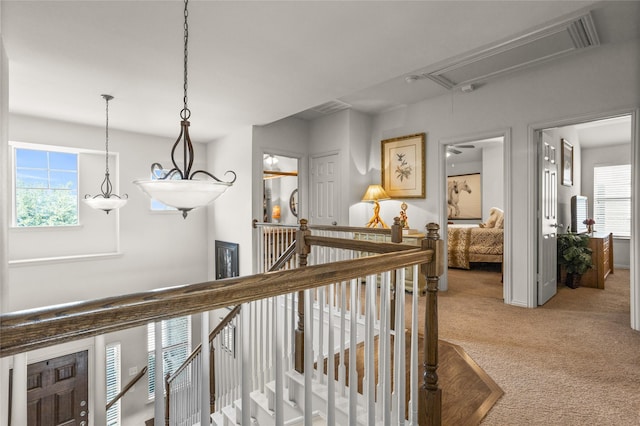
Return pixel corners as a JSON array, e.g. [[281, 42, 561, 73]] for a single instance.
[[439, 128, 512, 302], [528, 107, 639, 330], [6, 338, 96, 426]]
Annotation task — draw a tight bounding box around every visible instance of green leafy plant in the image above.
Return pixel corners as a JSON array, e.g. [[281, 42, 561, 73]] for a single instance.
[[558, 233, 593, 276]]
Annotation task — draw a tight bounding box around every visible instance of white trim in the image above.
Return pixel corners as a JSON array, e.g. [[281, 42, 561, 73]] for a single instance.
[[529, 107, 638, 327], [8, 251, 123, 266], [439, 128, 512, 303]]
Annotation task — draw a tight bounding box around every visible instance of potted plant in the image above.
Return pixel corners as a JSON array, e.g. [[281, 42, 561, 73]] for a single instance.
[[557, 233, 593, 289]]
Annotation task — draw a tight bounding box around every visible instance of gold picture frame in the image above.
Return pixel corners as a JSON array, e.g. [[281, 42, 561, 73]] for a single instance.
[[561, 139, 573, 187], [381, 133, 426, 198]]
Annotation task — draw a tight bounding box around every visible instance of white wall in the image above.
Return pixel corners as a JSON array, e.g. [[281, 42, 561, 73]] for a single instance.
[[207, 126, 255, 280], [366, 38, 640, 307], [482, 144, 504, 219], [582, 143, 632, 268]]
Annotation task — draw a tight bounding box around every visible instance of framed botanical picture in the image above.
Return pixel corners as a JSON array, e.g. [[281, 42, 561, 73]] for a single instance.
[[381, 133, 426, 198], [215, 240, 239, 279], [561, 139, 573, 186], [447, 173, 482, 220]]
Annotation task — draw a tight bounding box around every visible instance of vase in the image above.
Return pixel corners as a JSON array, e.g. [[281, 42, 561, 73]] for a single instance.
[[566, 273, 581, 289], [587, 224, 593, 233]]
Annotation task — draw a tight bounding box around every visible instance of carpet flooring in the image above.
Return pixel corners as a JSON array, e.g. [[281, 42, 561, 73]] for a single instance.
[[416, 266, 640, 425]]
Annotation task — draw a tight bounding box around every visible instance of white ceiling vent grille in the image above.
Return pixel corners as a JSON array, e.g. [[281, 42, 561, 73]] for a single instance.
[[426, 11, 600, 89], [311, 99, 352, 115]]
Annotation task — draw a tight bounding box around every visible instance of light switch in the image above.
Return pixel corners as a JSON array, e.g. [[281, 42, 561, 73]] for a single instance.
[[129, 366, 138, 376]]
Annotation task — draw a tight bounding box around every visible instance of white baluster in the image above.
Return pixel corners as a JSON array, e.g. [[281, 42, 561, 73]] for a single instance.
[[349, 278, 358, 424], [365, 274, 376, 424], [327, 283, 336, 425], [274, 295, 284, 426], [408, 265, 419, 424], [304, 288, 314, 424], [317, 285, 325, 384]]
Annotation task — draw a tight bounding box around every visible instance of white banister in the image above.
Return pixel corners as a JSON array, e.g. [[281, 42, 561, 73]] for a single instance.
[[327, 283, 336, 425], [304, 288, 314, 425], [241, 306, 251, 425], [409, 264, 419, 424], [349, 277, 359, 424], [154, 321, 163, 423], [201, 311, 210, 426]]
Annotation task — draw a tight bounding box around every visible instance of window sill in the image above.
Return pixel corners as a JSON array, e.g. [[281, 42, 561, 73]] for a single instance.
[[8, 251, 123, 266], [10, 224, 84, 231]]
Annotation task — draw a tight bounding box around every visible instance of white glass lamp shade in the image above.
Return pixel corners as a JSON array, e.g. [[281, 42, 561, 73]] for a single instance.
[[83, 197, 128, 213], [134, 179, 231, 211]]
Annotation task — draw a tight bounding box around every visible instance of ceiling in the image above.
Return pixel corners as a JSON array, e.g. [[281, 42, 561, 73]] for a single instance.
[[2, 1, 639, 142]]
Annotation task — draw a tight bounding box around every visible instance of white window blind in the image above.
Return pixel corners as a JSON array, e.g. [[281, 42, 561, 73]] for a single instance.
[[106, 343, 121, 426], [147, 316, 191, 399], [593, 164, 631, 237]]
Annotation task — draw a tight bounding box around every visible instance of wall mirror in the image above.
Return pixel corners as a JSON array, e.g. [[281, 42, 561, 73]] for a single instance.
[[263, 153, 299, 224]]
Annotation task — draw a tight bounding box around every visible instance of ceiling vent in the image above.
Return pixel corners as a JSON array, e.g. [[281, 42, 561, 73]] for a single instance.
[[310, 99, 352, 115], [425, 11, 600, 90]]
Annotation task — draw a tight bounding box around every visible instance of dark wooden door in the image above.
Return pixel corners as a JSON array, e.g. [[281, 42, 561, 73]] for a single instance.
[[27, 350, 89, 426]]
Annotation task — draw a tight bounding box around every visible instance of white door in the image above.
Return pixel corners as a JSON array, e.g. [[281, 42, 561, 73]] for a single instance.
[[538, 131, 560, 305], [310, 152, 340, 225]]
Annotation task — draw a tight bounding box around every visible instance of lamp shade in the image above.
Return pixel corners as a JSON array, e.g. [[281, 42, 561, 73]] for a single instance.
[[362, 184, 390, 202], [134, 179, 231, 212], [83, 197, 128, 213]]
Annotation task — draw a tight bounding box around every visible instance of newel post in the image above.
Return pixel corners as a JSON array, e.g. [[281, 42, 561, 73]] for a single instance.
[[295, 219, 311, 373], [418, 222, 443, 425]]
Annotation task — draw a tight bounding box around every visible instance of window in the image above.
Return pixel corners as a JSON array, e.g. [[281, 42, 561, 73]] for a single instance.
[[106, 343, 121, 426], [14, 147, 79, 226], [150, 168, 177, 211], [147, 316, 191, 399], [593, 164, 631, 237]]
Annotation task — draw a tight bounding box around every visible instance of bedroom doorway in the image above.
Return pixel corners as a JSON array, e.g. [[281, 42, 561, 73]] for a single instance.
[[442, 131, 510, 301], [535, 113, 635, 313]]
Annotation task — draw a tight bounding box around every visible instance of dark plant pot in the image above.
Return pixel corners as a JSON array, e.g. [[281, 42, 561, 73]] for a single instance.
[[566, 273, 581, 289]]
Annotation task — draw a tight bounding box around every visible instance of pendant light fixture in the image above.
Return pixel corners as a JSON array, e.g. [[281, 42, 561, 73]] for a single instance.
[[83, 94, 128, 214], [134, 0, 236, 219]]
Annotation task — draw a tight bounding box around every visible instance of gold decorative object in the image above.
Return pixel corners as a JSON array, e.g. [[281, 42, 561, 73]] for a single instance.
[[362, 184, 391, 228]]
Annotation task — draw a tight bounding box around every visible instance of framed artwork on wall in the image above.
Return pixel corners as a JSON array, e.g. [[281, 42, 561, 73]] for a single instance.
[[215, 240, 239, 279], [561, 139, 573, 186], [447, 173, 482, 220], [381, 133, 426, 198]]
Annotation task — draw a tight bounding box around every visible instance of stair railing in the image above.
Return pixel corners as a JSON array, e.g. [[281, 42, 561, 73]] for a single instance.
[[1, 220, 442, 426], [106, 365, 148, 411]]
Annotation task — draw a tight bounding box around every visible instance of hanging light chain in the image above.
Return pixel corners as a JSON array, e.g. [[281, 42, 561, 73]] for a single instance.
[[104, 95, 110, 175], [181, 0, 190, 119]]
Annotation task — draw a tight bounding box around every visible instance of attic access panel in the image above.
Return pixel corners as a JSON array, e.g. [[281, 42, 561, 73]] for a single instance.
[[426, 12, 599, 89]]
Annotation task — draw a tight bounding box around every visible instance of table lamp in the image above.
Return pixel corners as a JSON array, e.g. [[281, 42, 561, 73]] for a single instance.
[[362, 184, 391, 228]]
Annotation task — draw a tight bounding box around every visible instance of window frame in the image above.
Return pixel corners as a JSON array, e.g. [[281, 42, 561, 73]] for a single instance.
[[147, 316, 192, 400], [593, 163, 631, 238], [106, 342, 122, 426], [12, 143, 80, 228]]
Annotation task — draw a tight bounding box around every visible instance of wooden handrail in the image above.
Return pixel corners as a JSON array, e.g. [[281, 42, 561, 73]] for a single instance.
[[308, 223, 392, 235], [305, 235, 418, 253], [0, 247, 433, 358], [252, 219, 394, 236], [106, 365, 147, 411]]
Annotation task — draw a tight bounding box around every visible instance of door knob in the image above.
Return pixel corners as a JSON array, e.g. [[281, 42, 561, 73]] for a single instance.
[[332, 221, 337, 226]]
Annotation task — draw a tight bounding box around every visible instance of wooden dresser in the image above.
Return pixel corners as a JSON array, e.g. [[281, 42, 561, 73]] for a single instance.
[[580, 232, 614, 289]]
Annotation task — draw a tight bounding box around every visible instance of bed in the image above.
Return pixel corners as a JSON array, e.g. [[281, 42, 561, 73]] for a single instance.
[[447, 224, 503, 269]]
